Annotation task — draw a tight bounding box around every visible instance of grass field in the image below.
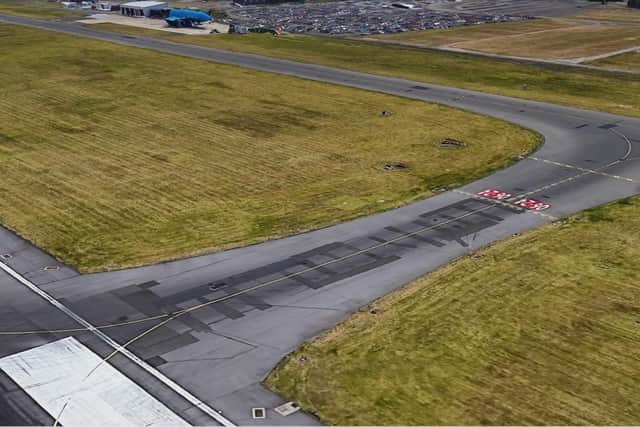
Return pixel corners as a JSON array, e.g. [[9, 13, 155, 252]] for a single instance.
[[449, 23, 640, 60], [0, 0, 80, 19], [373, 19, 640, 60], [589, 50, 640, 71], [369, 19, 570, 47], [87, 23, 640, 117], [266, 196, 640, 425], [368, 19, 571, 47], [573, 3, 640, 22], [0, 24, 539, 272]]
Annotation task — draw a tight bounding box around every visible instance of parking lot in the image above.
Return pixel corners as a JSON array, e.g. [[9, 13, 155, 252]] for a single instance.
[[228, 0, 527, 35]]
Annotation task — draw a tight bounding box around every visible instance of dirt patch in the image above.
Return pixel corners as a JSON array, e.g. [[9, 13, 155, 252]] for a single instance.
[[383, 162, 409, 171]]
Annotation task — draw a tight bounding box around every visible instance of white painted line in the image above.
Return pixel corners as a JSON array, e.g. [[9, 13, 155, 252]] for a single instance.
[[0, 260, 235, 427], [609, 128, 633, 161]]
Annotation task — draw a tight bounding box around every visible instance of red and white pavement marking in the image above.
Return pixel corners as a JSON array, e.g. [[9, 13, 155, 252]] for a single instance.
[[477, 189, 513, 200], [512, 197, 551, 211], [477, 189, 551, 211]]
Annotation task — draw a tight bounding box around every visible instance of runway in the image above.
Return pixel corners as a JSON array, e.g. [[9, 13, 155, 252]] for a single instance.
[[1, 13, 640, 426]]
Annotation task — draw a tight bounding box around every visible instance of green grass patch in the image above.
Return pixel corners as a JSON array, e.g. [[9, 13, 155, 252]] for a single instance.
[[0, 24, 539, 272], [86, 23, 640, 117], [266, 197, 640, 425]]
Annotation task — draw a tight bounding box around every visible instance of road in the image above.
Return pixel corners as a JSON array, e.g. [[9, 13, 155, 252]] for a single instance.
[[0, 13, 640, 426]]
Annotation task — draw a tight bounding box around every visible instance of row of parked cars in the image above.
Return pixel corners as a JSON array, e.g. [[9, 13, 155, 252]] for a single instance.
[[227, 0, 527, 35]]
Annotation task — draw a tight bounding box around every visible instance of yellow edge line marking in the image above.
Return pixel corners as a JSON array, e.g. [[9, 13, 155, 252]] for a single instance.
[[528, 156, 636, 183]]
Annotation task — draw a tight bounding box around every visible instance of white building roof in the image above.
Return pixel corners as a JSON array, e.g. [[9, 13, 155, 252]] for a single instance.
[[121, 1, 167, 8]]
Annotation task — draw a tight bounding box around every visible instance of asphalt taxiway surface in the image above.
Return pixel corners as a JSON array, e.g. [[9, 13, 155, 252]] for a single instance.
[[1, 13, 640, 426]]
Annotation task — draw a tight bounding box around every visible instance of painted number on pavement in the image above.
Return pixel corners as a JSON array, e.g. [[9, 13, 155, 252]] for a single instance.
[[478, 189, 512, 200], [513, 198, 550, 211]]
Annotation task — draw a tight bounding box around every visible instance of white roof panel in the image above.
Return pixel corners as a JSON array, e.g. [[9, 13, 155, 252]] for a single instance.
[[121, 1, 167, 8]]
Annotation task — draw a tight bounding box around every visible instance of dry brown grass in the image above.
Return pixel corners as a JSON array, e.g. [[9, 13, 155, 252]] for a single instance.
[[573, 3, 640, 23], [0, 24, 539, 272], [369, 19, 574, 48], [373, 18, 640, 60], [451, 23, 640, 60]]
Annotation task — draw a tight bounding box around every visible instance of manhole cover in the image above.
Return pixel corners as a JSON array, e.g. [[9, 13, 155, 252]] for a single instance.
[[383, 162, 409, 171], [437, 139, 465, 149]]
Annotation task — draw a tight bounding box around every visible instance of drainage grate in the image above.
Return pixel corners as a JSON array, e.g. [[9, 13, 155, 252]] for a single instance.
[[43, 265, 60, 271], [0, 253, 13, 260], [252, 408, 266, 419]]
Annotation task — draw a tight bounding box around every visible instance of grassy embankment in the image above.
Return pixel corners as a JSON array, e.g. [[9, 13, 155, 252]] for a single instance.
[[0, 0, 80, 19], [267, 196, 640, 425], [0, 24, 539, 272], [589, 51, 640, 72], [86, 23, 640, 117], [373, 18, 640, 60], [573, 3, 640, 23]]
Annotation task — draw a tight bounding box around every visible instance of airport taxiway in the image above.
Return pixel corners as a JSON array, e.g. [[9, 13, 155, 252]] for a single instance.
[[0, 13, 639, 426]]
